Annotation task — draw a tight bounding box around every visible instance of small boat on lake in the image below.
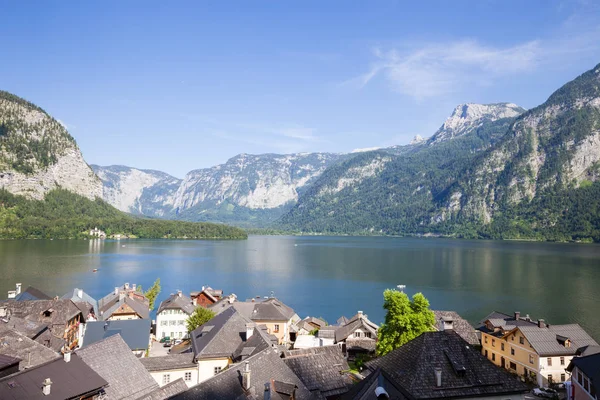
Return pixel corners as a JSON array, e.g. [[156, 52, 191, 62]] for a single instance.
[[92, 269, 98, 273]]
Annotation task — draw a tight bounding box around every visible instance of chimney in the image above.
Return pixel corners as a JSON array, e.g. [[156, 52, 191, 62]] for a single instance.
[[375, 374, 390, 399], [64, 351, 71, 363], [246, 323, 256, 340], [0, 306, 6, 318], [434, 367, 442, 387], [16, 283, 22, 295], [119, 292, 126, 301], [77, 289, 83, 299], [104, 322, 109, 331], [132, 284, 136, 291], [242, 361, 251, 390], [125, 283, 130, 290], [114, 287, 119, 296], [358, 311, 363, 319], [514, 311, 521, 320], [42, 378, 52, 396], [192, 297, 197, 306], [538, 319, 546, 328], [177, 290, 182, 297], [202, 285, 205, 291]]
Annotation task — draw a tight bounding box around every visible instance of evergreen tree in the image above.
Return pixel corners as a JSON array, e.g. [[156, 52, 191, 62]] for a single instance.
[[186, 307, 216, 333], [376, 290, 435, 356], [144, 279, 161, 311]]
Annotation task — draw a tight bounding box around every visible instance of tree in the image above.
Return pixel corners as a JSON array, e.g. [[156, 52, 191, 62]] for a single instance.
[[376, 290, 435, 356], [136, 284, 143, 293], [186, 307, 216, 333], [144, 278, 161, 310]]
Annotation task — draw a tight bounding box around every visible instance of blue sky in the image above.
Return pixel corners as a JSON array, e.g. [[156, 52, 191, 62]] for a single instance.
[[1, 1, 600, 178]]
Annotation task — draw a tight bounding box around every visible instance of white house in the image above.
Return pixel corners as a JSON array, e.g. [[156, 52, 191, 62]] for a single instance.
[[156, 291, 196, 340]]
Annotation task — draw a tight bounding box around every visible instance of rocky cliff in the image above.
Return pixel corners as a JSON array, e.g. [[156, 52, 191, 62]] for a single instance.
[[0, 91, 101, 200]]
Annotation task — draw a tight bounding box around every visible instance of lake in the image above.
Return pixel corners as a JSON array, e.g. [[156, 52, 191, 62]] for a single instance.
[[1, 236, 599, 340]]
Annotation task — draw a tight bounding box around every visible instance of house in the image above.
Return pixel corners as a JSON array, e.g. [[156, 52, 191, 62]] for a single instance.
[[10, 284, 52, 301], [83, 319, 151, 357], [478, 311, 599, 386], [295, 316, 328, 336], [190, 307, 278, 383], [363, 330, 530, 400], [190, 286, 223, 307], [566, 349, 600, 400], [98, 283, 150, 320], [170, 348, 315, 400], [0, 325, 60, 371], [138, 379, 188, 400], [156, 290, 196, 340], [432, 310, 479, 346], [76, 334, 161, 399], [141, 354, 198, 388], [0, 299, 88, 352], [335, 311, 379, 360], [62, 288, 99, 319], [283, 345, 354, 399], [0, 352, 108, 399], [0, 355, 20, 379], [294, 334, 335, 349]]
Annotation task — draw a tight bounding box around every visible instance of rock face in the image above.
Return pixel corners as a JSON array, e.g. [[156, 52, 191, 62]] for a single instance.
[[0, 91, 101, 200], [91, 165, 181, 216], [429, 103, 525, 144]]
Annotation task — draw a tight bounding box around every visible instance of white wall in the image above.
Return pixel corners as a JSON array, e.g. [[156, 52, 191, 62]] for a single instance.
[[149, 367, 198, 388], [156, 309, 189, 340], [198, 358, 230, 383], [538, 355, 571, 385]]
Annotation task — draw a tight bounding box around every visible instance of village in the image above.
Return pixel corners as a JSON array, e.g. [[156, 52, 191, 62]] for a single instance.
[[0, 282, 598, 400]]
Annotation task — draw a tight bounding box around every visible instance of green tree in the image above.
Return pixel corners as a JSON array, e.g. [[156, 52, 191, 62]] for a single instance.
[[136, 284, 143, 293], [186, 307, 216, 333], [144, 279, 161, 310], [376, 290, 435, 356]]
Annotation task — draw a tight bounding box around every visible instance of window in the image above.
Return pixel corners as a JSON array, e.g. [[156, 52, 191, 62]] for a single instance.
[[511, 348, 515, 356], [584, 377, 590, 392], [274, 324, 280, 333], [492, 339, 496, 347], [519, 336, 524, 345], [485, 350, 488, 358], [485, 336, 488, 344], [547, 358, 552, 366], [160, 321, 167, 326], [163, 374, 170, 384], [529, 354, 534, 364], [509, 362, 517, 371], [548, 375, 553, 384], [214, 367, 222, 375], [560, 357, 565, 366], [578, 371, 583, 385], [185, 372, 192, 381], [492, 353, 496, 361], [161, 332, 165, 338], [365, 332, 371, 338], [178, 320, 185, 326], [354, 332, 360, 338], [561, 374, 565, 382], [501, 343, 505, 351]]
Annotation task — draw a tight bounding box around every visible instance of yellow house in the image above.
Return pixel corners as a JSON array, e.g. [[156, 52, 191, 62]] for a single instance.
[[479, 311, 599, 387], [246, 298, 299, 345]]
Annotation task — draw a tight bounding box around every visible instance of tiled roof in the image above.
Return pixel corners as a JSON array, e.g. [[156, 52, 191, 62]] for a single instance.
[[62, 288, 99, 316], [83, 319, 151, 351], [76, 334, 159, 400], [516, 324, 599, 356], [140, 354, 195, 372], [342, 368, 407, 400], [336, 316, 349, 326], [283, 346, 353, 397], [316, 326, 336, 339], [366, 330, 529, 399], [0, 354, 20, 370], [13, 286, 52, 301], [191, 307, 251, 360], [567, 352, 600, 388], [251, 298, 296, 322], [137, 378, 188, 400], [0, 326, 59, 370], [157, 293, 196, 315], [0, 315, 47, 339], [99, 295, 150, 320], [303, 317, 327, 328], [0, 353, 108, 400], [335, 316, 378, 342], [478, 311, 537, 332], [433, 311, 479, 346], [170, 348, 315, 400]]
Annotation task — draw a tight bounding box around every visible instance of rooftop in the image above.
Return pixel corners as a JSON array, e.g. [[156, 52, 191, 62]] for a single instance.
[[366, 330, 529, 399], [191, 307, 250, 360], [136, 378, 188, 400], [13, 286, 52, 302], [335, 313, 379, 343], [432, 311, 479, 346], [83, 319, 151, 351], [140, 354, 195, 372], [567, 352, 600, 388], [515, 324, 599, 356], [157, 292, 196, 315], [0, 326, 60, 370], [61, 288, 99, 317]]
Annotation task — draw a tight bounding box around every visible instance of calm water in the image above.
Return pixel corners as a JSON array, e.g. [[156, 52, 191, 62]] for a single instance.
[[1, 236, 599, 340]]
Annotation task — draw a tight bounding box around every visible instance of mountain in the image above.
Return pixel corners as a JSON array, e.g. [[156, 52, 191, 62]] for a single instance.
[[0, 91, 102, 200], [280, 62, 600, 242], [91, 165, 181, 217]]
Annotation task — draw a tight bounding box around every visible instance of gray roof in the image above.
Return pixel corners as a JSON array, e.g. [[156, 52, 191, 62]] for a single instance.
[[13, 286, 52, 301], [335, 315, 378, 343], [303, 317, 327, 328], [83, 319, 151, 351], [157, 293, 196, 316], [516, 324, 599, 356], [140, 354, 196, 372], [62, 288, 99, 317], [0, 353, 108, 400], [170, 348, 315, 400], [567, 352, 600, 389], [366, 331, 529, 399], [316, 326, 336, 340], [99, 295, 150, 320], [283, 346, 353, 397], [191, 307, 252, 360], [0, 315, 47, 339], [433, 311, 479, 346], [0, 354, 20, 370], [77, 334, 159, 400], [137, 378, 188, 400], [250, 298, 296, 321], [478, 311, 537, 334], [342, 368, 407, 400], [0, 326, 60, 370]]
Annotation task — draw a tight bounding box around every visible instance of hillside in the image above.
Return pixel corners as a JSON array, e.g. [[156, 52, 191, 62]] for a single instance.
[[0, 188, 247, 240], [0, 91, 102, 199]]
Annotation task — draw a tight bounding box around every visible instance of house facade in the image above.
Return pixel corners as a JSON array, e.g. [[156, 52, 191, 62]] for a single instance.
[[567, 351, 600, 400], [334, 311, 379, 359], [190, 286, 222, 307], [141, 354, 199, 388], [97, 283, 149, 321], [156, 291, 196, 340], [244, 297, 300, 345]]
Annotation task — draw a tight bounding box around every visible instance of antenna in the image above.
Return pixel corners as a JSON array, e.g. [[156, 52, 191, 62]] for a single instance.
[[397, 285, 406, 292]]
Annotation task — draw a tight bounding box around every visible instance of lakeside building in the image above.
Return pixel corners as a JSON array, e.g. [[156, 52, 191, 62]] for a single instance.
[[156, 290, 196, 340], [478, 311, 599, 387], [566, 346, 600, 400], [433, 310, 479, 346], [333, 311, 379, 360], [83, 319, 151, 357], [98, 283, 149, 321], [190, 286, 223, 307], [141, 353, 199, 388]]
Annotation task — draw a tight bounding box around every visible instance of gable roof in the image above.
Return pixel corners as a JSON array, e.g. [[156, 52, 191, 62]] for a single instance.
[[13, 286, 52, 301], [62, 288, 99, 316], [514, 324, 599, 356], [567, 352, 600, 387], [477, 311, 537, 335], [140, 354, 196, 372], [191, 307, 250, 360], [137, 378, 188, 400], [342, 367, 407, 400], [335, 315, 379, 342], [0, 353, 108, 400], [366, 330, 529, 399], [0, 326, 60, 370], [283, 345, 353, 397], [170, 348, 315, 400], [250, 298, 296, 321], [432, 311, 479, 346], [99, 295, 150, 320], [0, 315, 47, 339], [76, 334, 159, 400], [158, 293, 196, 315], [83, 319, 151, 351]]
